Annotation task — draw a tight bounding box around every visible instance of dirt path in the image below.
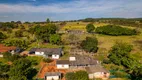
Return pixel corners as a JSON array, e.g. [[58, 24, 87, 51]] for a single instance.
[[37, 60, 67, 80]]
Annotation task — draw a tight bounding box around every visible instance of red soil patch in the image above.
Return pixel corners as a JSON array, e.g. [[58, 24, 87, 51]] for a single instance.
[[38, 60, 67, 80], [0, 44, 16, 53]]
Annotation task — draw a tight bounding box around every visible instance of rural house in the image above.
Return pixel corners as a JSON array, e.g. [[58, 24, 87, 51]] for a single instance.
[[0, 44, 22, 57], [69, 55, 99, 68], [44, 72, 61, 80], [56, 60, 70, 69], [29, 48, 63, 59], [85, 65, 110, 79]]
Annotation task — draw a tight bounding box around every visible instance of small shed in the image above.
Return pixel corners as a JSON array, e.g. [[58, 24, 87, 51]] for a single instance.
[[44, 72, 61, 80], [85, 65, 110, 79]]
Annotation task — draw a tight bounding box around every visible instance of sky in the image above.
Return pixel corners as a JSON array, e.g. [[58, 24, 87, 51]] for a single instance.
[[0, 0, 142, 22]]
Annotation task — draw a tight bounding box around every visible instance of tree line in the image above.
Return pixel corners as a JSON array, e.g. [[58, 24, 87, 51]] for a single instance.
[[95, 25, 137, 36]]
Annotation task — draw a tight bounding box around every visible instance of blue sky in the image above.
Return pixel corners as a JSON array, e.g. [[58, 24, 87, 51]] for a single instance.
[[0, 0, 142, 22]]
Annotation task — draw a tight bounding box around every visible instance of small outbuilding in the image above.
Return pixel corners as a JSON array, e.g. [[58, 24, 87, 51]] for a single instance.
[[85, 65, 110, 79], [29, 48, 63, 59], [44, 72, 61, 80]]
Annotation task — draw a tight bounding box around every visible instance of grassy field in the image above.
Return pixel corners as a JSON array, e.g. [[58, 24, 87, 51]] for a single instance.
[[60, 22, 142, 61], [0, 21, 141, 80]]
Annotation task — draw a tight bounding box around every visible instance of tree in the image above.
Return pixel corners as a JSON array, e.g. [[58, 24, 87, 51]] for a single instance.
[[46, 18, 50, 23], [131, 66, 142, 80], [2, 38, 29, 49], [3, 52, 21, 62], [9, 58, 36, 80], [0, 62, 10, 80], [0, 32, 6, 41], [3, 52, 12, 61], [75, 71, 89, 80], [65, 72, 76, 80], [15, 30, 23, 37], [80, 37, 98, 53], [34, 24, 57, 42], [49, 34, 61, 44], [65, 71, 89, 80], [108, 42, 139, 69], [86, 23, 95, 33]]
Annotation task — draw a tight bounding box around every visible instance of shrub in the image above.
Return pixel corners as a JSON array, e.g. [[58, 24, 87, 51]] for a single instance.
[[86, 23, 95, 33], [43, 58, 53, 63]]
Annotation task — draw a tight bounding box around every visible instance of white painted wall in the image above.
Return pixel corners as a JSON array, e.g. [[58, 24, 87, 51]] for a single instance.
[[35, 51, 44, 56], [57, 64, 69, 69], [88, 74, 94, 79], [89, 72, 106, 79], [11, 50, 15, 55], [46, 76, 59, 80], [0, 54, 3, 57], [52, 55, 59, 59]]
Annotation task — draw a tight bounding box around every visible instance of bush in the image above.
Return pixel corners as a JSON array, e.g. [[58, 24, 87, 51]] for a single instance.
[[49, 34, 61, 45], [3, 52, 21, 62], [114, 71, 128, 78], [86, 23, 95, 33], [2, 38, 29, 49], [65, 72, 76, 80], [15, 30, 23, 37], [65, 71, 89, 80], [43, 58, 53, 63], [95, 25, 137, 36], [0, 32, 6, 40], [103, 59, 111, 64]]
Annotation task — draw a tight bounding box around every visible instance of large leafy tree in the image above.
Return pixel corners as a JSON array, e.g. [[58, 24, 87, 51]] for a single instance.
[[86, 23, 95, 33], [80, 37, 98, 53], [108, 42, 138, 69], [9, 58, 37, 80], [34, 24, 57, 42], [49, 34, 61, 44], [108, 42, 142, 79]]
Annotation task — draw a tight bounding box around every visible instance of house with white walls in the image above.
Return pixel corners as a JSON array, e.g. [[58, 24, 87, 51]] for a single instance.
[[29, 48, 63, 59], [56, 60, 70, 69], [44, 72, 61, 80], [85, 65, 110, 79]]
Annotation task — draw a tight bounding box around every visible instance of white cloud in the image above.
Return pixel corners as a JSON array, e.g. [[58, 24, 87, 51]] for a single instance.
[[0, 0, 142, 18]]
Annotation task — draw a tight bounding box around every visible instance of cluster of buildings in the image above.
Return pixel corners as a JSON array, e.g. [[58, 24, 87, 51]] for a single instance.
[[0, 44, 110, 80], [29, 48, 110, 80]]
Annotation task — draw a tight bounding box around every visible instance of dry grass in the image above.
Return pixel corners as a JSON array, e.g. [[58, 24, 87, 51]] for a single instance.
[[60, 22, 142, 62]]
